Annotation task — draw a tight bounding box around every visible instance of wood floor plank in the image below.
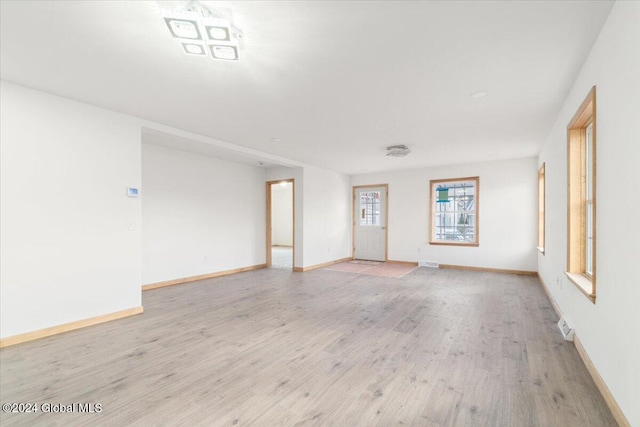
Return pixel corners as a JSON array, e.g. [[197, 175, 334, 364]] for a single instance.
[[0, 267, 617, 426]]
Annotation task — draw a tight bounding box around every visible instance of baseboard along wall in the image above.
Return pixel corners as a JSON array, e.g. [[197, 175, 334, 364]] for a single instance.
[[439, 263, 537, 276], [387, 260, 419, 266], [293, 257, 353, 272], [0, 306, 144, 348], [142, 264, 267, 291]]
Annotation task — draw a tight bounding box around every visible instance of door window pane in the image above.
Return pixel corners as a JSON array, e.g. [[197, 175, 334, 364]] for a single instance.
[[360, 191, 380, 226]]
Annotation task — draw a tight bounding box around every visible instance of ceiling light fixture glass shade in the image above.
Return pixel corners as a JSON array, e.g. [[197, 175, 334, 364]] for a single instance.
[[210, 44, 239, 60], [202, 17, 232, 41], [164, 17, 202, 40], [182, 42, 206, 56], [206, 26, 230, 41]]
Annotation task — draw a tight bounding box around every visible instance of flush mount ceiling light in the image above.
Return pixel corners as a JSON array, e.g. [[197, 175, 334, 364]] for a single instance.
[[161, 1, 242, 61], [386, 145, 411, 157]]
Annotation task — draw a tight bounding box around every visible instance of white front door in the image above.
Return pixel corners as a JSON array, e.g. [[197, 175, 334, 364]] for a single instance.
[[354, 186, 387, 261]]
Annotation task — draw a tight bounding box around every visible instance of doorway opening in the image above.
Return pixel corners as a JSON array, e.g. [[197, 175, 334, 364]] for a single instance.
[[353, 184, 388, 262], [267, 179, 294, 270]]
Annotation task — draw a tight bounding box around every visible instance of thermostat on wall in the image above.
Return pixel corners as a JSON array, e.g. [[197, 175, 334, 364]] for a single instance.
[[127, 187, 139, 198]]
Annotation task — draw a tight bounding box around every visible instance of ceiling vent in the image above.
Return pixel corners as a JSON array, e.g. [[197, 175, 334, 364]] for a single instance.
[[386, 145, 411, 157]]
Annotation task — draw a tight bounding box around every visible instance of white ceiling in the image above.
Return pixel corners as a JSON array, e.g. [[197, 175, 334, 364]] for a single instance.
[[0, 1, 614, 175]]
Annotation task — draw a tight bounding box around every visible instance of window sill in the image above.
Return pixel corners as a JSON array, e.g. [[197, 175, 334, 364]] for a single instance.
[[565, 272, 596, 303], [430, 241, 479, 247], [537, 246, 545, 254]]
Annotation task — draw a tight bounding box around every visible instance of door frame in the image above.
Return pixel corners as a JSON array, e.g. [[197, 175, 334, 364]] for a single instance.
[[266, 179, 295, 269], [352, 184, 389, 261]]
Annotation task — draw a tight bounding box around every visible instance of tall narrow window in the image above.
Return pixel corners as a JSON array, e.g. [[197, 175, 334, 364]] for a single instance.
[[585, 123, 594, 276], [430, 177, 479, 246], [567, 86, 596, 302], [538, 163, 545, 253]]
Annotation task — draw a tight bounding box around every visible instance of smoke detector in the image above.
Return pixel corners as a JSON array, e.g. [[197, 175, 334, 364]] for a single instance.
[[386, 145, 411, 157]]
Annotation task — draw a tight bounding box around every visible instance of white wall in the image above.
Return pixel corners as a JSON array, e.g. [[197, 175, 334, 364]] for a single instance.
[[351, 157, 538, 271], [538, 2, 640, 425], [302, 166, 352, 268], [0, 81, 142, 338], [266, 165, 352, 269], [142, 143, 266, 284], [271, 183, 293, 246]]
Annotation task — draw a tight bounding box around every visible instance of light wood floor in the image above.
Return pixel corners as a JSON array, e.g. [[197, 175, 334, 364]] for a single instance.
[[0, 268, 616, 426]]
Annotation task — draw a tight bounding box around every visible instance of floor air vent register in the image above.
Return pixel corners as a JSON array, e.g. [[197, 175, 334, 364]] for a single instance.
[[558, 316, 575, 341]]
